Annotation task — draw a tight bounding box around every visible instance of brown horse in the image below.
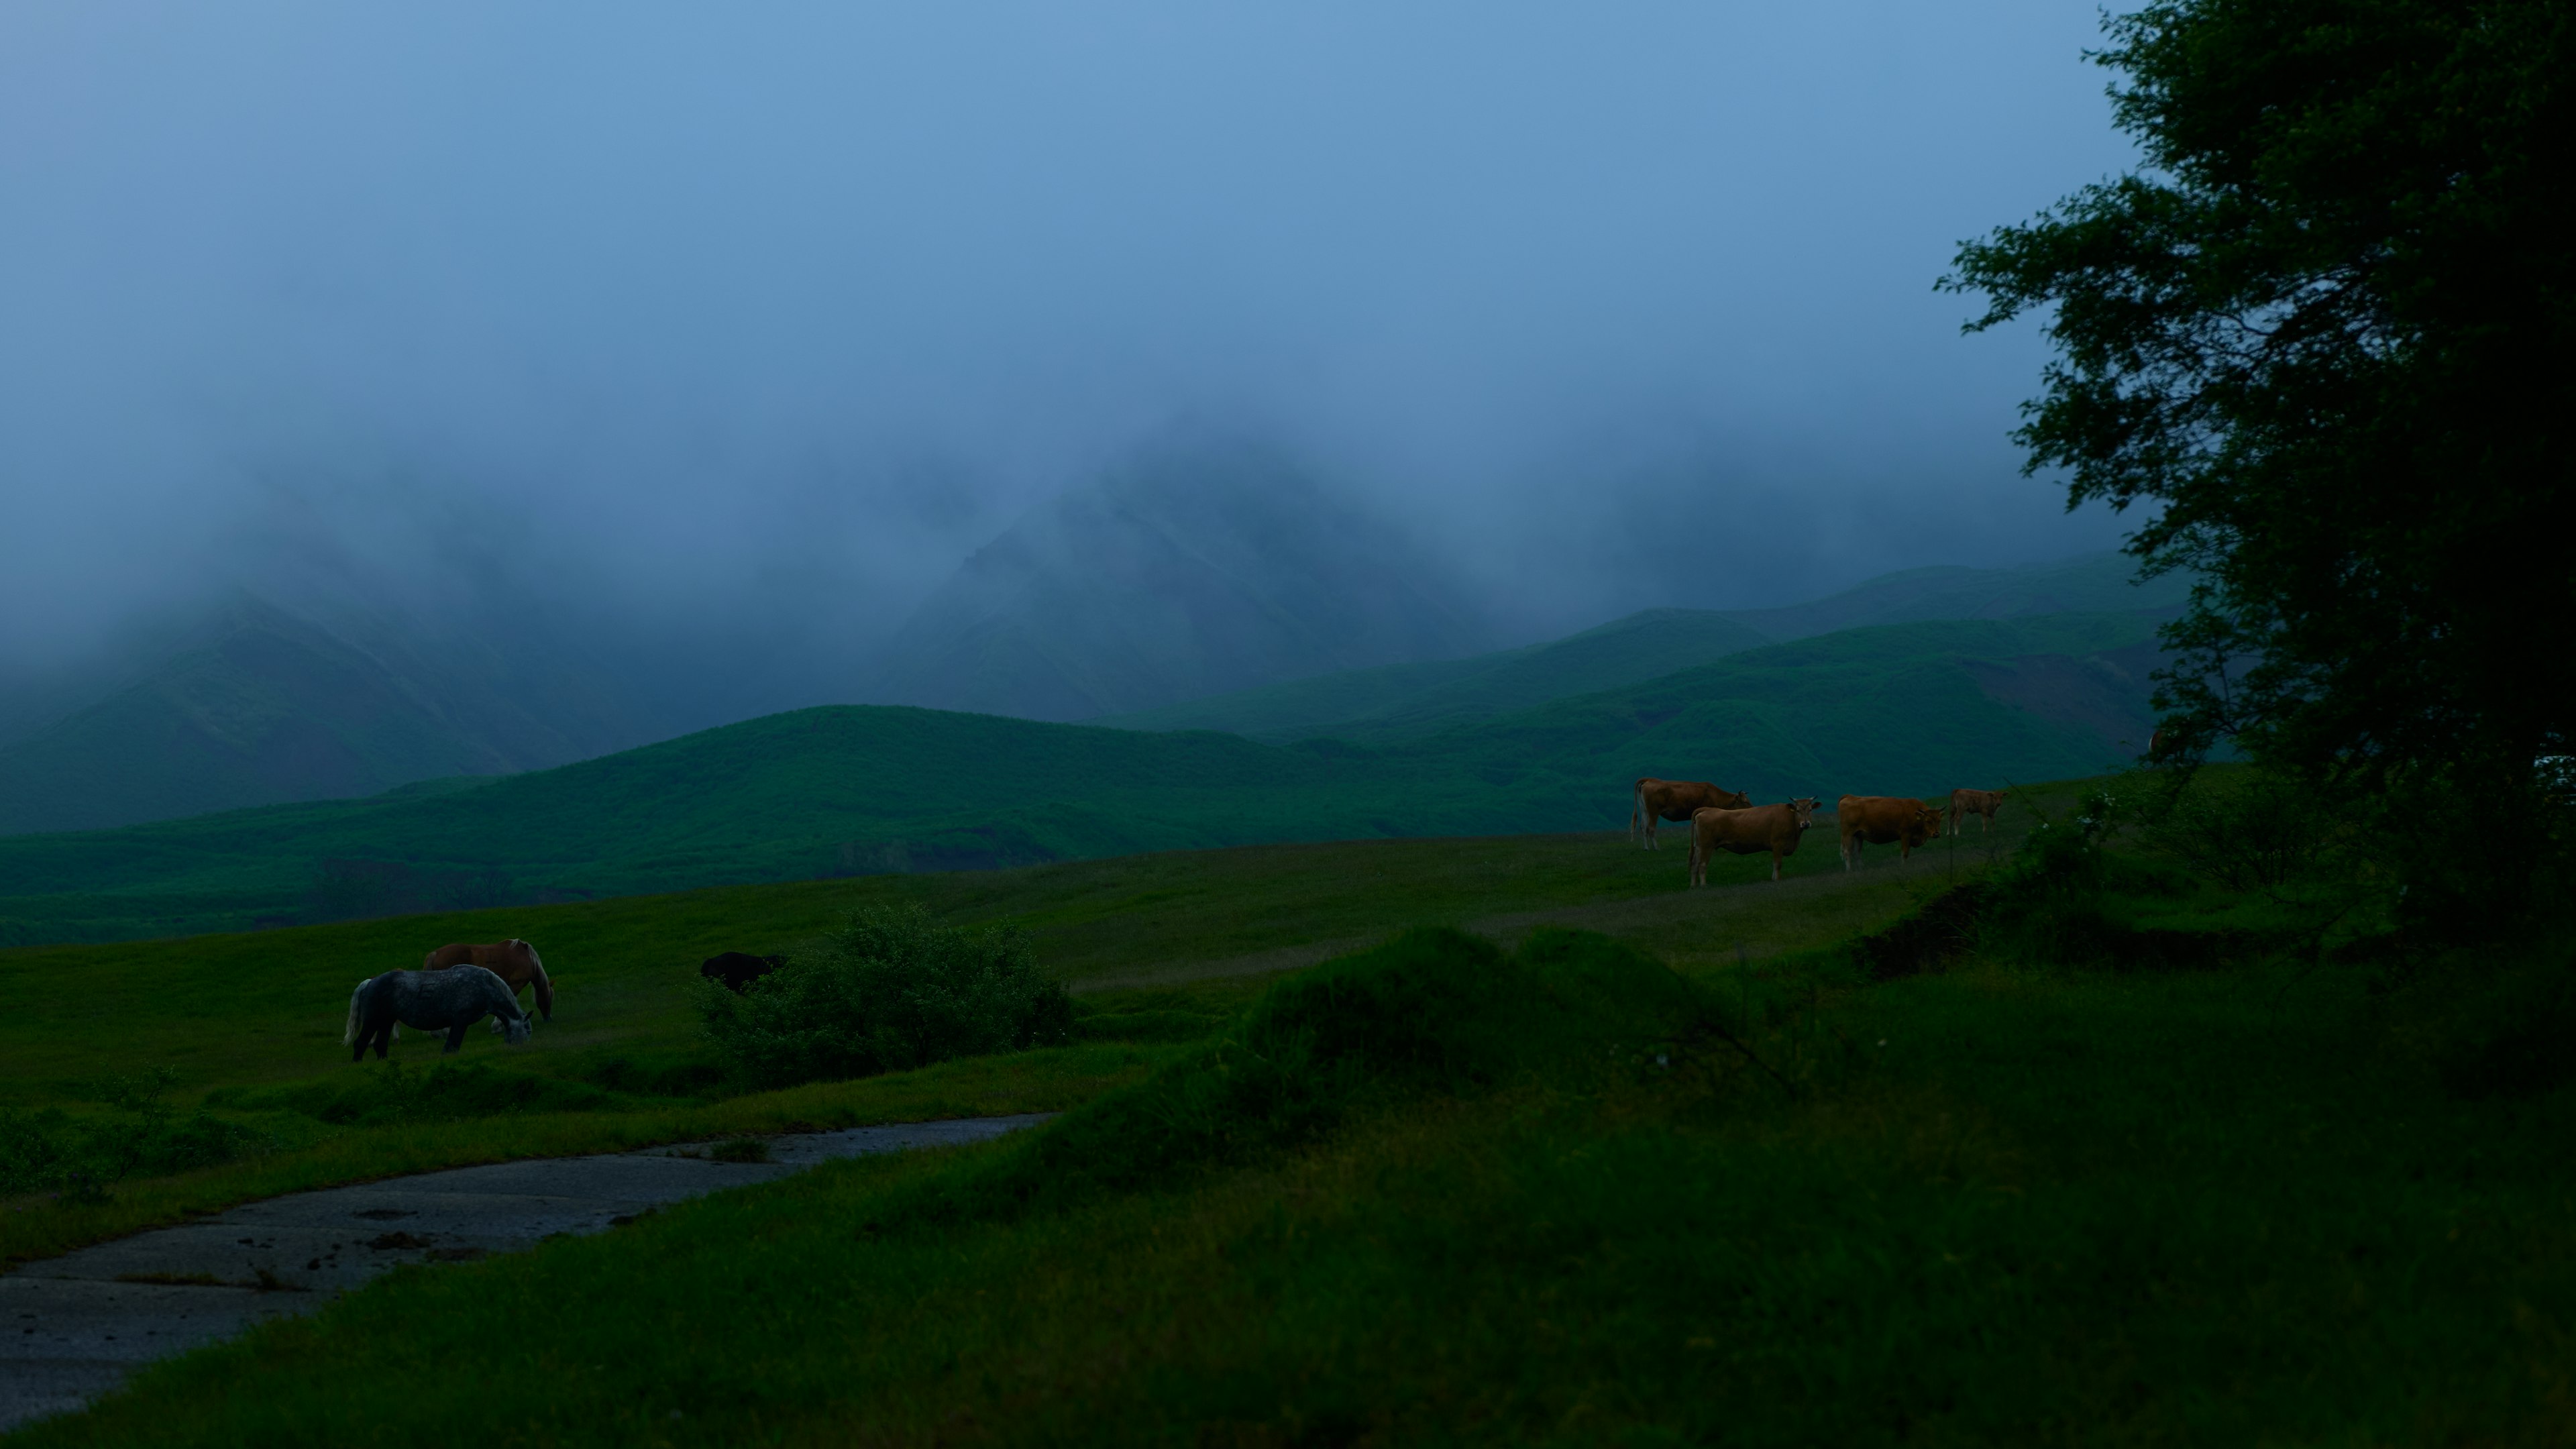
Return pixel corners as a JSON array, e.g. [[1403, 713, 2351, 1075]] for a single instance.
[[423, 939, 554, 1020]]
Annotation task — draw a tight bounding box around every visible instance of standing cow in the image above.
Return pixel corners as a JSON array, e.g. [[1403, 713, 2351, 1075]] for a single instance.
[[1631, 778, 1753, 850], [1687, 798, 1820, 885], [1948, 788, 2008, 836], [1837, 796, 1943, 870]]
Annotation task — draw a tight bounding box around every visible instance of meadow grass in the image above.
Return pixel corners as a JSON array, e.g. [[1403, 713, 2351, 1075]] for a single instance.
[[0, 814, 2003, 1266], [16, 903, 2573, 1446]]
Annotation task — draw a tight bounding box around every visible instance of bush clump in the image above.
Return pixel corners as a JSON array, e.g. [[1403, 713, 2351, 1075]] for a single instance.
[[930, 926, 1713, 1220], [1, 1070, 269, 1199], [700, 905, 1073, 1087]]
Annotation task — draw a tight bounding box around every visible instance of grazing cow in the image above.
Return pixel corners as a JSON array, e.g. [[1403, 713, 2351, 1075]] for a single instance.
[[1948, 788, 2008, 836], [700, 951, 786, 994], [425, 939, 554, 1025], [344, 967, 531, 1061], [1687, 798, 1820, 885], [1837, 796, 1943, 871], [1631, 778, 1753, 850]]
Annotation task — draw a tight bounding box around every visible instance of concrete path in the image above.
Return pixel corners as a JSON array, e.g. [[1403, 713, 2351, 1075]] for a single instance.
[[0, 1115, 1050, 1434]]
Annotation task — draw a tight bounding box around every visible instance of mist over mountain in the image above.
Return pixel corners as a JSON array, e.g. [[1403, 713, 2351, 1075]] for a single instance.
[[869, 437, 1497, 721], [0, 593, 644, 835], [1102, 551, 2188, 743]]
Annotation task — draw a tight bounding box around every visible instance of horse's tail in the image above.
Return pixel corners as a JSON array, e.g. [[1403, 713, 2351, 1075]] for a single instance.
[[519, 941, 553, 1020], [343, 977, 374, 1046]]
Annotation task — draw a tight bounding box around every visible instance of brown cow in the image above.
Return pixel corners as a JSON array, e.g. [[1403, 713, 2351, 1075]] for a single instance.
[[1631, 777, 1752, 849], [1948, 788, 2007, 836], [1687, 798, 1820, 885], [424, 938, 554, 1020], [1837, 796, 1943, 871]]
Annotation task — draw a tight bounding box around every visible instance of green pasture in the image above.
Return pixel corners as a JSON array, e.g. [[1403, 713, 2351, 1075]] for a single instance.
[[11, 772, 2573, 1444], [0, 812, 2000, 1266]]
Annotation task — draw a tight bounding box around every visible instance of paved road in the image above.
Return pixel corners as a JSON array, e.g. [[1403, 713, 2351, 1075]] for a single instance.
[[0, 1115, 1050, 1434]]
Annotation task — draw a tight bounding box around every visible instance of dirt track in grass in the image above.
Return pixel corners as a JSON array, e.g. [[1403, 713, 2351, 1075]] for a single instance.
[[0, 1114, 1047, 1434]]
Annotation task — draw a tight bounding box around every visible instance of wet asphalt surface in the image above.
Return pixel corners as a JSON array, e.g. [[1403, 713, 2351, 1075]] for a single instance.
[[0, 1115, 1050, 1434]]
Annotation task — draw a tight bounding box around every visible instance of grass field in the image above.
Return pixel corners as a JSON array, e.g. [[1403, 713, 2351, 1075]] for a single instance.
[[0, 806, 1998, 1268], [0, 614, 2151, 946], [11, 761, 2574, 1445]]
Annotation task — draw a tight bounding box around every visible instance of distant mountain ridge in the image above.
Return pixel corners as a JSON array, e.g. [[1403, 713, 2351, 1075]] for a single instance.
[[0, 509, 2174, 839], [1098, 551, 2185, 743], [867, 437, 1495, 721]]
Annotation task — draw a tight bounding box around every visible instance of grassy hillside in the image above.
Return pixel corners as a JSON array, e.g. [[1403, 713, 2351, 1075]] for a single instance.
[[12, 769, 2572, 1444], [1101, 551, 2184, 743], [1725, 548, 2190, 640], [0, 615, 2155, 946], [1097, 606, 1774, 741]]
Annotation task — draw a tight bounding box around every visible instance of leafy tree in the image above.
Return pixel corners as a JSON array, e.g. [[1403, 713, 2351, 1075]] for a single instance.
[[1945, 1, 2572, 903]]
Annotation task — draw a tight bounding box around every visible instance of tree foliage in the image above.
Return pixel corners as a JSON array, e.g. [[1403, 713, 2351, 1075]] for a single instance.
[[1946, 2, 2573, 833]]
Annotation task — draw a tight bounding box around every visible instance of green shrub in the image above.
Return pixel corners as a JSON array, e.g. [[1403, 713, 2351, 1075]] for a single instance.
[[698, 905, 1073, 1088], [2141, 767, 2336, 895], [921, 926, 1713, 1221], [1, 1071, 268, 1197], [1977, 796, 2239, 971]]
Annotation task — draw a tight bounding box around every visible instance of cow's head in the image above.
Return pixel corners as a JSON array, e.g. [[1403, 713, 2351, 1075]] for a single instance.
[[1789, 797, 1819, 830], [1720, 787, 1753, 810], [1909, 804, 1943, 842]]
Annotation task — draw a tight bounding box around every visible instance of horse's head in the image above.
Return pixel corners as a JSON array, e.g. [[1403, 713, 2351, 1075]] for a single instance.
[[502, 1012, 533, 1045]]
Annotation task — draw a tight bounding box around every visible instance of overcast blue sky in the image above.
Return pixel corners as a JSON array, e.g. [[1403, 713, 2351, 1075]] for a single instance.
[[0, 1, 2142, 662]]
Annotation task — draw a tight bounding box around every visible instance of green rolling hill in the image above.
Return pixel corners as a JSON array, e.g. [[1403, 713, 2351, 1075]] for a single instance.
[[1096, 608, 1776, 743], [0, 612, 2163, 947], [1095, 551, 2185, 742]]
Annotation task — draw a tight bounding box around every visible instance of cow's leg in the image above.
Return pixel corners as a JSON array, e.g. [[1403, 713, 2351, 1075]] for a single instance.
[[445, 1023, 470, 1055]]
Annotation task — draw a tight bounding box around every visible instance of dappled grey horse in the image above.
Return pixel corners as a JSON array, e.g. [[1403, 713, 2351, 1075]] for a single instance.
[[343, 966, 533, 1061]]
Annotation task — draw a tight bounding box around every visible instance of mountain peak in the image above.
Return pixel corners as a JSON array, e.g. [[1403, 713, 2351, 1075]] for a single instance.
[[871, 440, 1494, 721]]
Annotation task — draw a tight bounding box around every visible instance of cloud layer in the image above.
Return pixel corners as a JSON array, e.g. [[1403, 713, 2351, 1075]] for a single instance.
[[0, 1, 2142, 680]]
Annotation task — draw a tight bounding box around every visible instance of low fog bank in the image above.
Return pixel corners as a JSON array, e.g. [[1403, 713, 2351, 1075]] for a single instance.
[[2, 1, 2142, 731]]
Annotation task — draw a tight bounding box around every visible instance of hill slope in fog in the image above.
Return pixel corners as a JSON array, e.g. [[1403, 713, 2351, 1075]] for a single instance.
[[0, 595, 643, 835], [1099, 551, 2185, 742], [0, 612, 2160, 945], [869, 439, 1495, 721]]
